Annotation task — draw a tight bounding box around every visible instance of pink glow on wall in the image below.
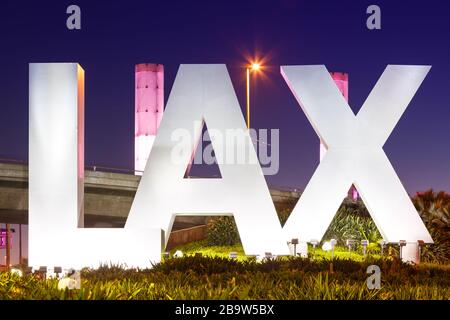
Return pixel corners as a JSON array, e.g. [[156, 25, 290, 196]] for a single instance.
[[352, 187, 359, 201], [0, 230, 13, 249], [135, 64, 164, 174], [77, 65, 85, 226]]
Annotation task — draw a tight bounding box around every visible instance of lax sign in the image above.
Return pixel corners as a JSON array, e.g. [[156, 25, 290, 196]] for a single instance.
[[28, 63, 432, 268]]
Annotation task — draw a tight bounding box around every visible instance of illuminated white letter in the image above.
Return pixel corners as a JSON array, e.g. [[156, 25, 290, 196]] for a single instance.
[[29, 63, 162, 269], [281, 65, 433, 247], [126, 65, 289, 256]]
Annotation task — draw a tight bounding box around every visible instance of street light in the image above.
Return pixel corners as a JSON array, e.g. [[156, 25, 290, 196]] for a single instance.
[[246, 62, 263, 129], [251, 63, 261, 71]]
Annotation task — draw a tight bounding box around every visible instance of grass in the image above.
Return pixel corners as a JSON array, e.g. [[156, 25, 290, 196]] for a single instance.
[[171, 240, 383, 262], [0, 241, 448, 300], [170, 240, 246, 260], [0, 256, 448, 300]]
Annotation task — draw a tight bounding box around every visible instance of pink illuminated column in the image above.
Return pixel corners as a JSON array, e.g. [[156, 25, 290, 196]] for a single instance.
[[135, 63, 164, 175], [320, 72, 358, 200]]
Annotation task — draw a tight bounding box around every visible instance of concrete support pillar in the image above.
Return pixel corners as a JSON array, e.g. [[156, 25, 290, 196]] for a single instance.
[[135, 63, 164, 175]]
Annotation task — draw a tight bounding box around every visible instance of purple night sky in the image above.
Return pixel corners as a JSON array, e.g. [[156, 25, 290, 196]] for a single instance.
[[0, 0, 449, 194]]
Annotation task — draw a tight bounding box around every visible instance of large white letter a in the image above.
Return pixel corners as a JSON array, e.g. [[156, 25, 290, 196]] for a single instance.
[[126, 65, 289, 256]]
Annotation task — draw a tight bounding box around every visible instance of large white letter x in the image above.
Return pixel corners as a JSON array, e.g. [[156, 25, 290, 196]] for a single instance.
[[281, 65, 433, 244]]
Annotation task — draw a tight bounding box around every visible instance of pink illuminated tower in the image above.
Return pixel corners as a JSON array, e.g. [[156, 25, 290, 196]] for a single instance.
[[320, 72, 358, 200], [135, 63, 164, 175]]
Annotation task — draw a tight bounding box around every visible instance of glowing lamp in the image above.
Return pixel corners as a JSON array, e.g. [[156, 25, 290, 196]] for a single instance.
[[361, 240, 369, 257], [322, 241, 332, 252], [251, 63, 261, 71], [173, 250, 183, 258]]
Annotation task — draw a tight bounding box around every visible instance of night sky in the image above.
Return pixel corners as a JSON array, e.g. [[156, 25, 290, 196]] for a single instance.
[[0, 0, 449, 194]]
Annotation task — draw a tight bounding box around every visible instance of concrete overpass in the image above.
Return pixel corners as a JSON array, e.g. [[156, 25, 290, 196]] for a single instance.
[[0, 161, 302, 229]]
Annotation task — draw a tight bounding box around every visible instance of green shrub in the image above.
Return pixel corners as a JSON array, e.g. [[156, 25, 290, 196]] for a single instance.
[[413, 190, 450, 263], [205, 205, 382, 247], [0, 258, 448, 300], [278, 208, 291, 226], [205, 208, 292, 246], [206, 217, 241, 246], [204, 192, 450, 264], [322, 207, 382, 246]]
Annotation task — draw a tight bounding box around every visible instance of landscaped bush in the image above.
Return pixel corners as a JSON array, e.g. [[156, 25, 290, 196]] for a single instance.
[[205, 191, 450, 263], [322, 207, 382, 246], [0, 257, 448, 300], [206, 217, 241, 246], [277, 208, 291, 226], [413, 190, 450, 263], [205, 208, 292, 246], [205, 204, 381, 247]]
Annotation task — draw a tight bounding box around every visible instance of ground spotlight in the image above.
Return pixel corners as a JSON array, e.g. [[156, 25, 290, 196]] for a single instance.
[[321, 241, 332, 251], [54, 266, 62, 278], [24, 267, 33, 275], [173, 250, 183, 258], [264, 252, 273, 260], [229, 252, 238, 259], [310, 239, 319, 249], [379, 240, 388, 256], [346, 239, 355, 257], [322, 239, 336, 259], [290, 238, 299, 256], [399, 240, 407, 260], [310, 239, 319, 258], [361, 240, 369, 257], [10, 268, 23, 277], [330, 239, 337, 259]]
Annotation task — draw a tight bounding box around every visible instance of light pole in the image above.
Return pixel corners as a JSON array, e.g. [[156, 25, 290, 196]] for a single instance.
[[246, 63, 261, 129]]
